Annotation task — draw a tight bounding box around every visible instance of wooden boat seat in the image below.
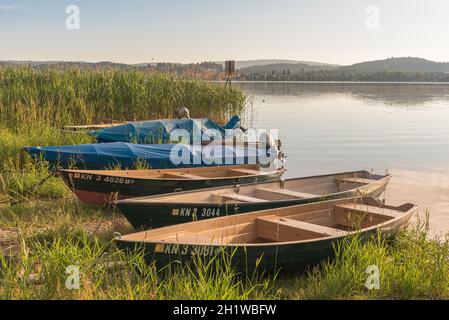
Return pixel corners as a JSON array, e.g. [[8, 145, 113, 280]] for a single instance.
[[334, 203, 401, 219], [256, 187, 317, 199], [163, 172, 204, 179], [256, 215, 347, 242], [214, 193, 268, 203], [336, 177, 376, 185], [227, 168, 261, 176]]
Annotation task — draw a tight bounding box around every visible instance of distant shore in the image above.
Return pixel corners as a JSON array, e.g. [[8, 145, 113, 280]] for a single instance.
[[211, 80, 449, 85]]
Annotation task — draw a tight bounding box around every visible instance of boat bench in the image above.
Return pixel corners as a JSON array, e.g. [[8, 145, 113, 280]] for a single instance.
[[256, 215, 347, 242], [178, 221, 256, 245], [255, 187, 317, 199], [334, 203, 401, 219], [212, 192, 268, 203]]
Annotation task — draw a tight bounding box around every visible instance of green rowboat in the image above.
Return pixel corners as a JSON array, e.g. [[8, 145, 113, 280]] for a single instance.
[[59, 164, 283, 205], [117, 170, 391, 229], [115, 197, 416, 273]]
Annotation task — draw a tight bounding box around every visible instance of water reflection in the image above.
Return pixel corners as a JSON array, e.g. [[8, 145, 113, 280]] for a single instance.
[[386, 168, 449, 238], [236, 81, 449, 105]]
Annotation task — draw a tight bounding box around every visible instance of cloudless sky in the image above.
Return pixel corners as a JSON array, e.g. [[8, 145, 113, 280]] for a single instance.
[[1, 0, 449, 65]]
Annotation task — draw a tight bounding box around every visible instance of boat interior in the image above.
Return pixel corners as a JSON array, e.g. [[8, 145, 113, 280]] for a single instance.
[[119, 198, 415, 245], [125, 171, 388, 203], [64, 164, 280, 180]]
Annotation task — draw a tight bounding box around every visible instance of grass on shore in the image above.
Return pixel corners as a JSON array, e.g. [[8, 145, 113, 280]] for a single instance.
[[279, 219, 449, 299], [0, 126, 91, 203]]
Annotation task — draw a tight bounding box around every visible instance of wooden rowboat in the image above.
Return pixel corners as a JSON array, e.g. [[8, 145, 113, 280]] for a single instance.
[[115, 197, 416, 272], [117, 170, 391, 229], [59, 164, 284, 205]]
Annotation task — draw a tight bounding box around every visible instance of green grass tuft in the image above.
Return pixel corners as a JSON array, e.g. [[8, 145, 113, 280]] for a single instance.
[[278, 218, 449, 300]]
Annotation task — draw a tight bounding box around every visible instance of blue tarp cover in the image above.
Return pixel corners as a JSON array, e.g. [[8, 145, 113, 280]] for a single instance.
[[24, 142, 274, 169], [90, 116, 241, 144]]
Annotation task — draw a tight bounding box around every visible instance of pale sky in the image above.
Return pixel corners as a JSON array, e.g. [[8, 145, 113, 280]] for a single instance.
[[1, 0, 449, 65]]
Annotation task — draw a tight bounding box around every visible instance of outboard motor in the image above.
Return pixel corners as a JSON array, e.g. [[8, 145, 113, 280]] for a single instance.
[[259, 131, 284, 170], [177, 106, 190, 119]]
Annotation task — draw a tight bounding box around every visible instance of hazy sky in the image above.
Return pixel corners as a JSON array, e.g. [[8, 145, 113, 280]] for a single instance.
[[1, 0, 449, 65]]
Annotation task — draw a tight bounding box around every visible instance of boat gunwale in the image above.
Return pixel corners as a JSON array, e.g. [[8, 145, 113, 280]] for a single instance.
[[58, 165, 284, 182], [116, 196, 417, 248], [116, 170, 391, 205]]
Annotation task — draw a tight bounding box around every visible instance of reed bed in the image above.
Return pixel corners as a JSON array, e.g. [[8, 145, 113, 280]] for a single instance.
[[0, 68, 246, 129]]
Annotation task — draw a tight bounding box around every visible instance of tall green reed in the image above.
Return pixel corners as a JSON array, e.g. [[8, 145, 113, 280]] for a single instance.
[[0, 68, 246, 130]]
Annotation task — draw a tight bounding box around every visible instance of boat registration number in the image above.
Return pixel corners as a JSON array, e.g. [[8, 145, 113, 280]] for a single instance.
[[171, 207, 220, 218], [154, 243, 222, 257], [101, 176, 135, 185], [71, 173, 135, 185]]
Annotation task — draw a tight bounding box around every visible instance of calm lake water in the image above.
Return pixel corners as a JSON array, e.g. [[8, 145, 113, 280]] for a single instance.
[[235, 82, 449, 237]]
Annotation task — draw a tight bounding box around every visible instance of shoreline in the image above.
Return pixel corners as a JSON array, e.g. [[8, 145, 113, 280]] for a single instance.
[[211, 80, 449, 85]]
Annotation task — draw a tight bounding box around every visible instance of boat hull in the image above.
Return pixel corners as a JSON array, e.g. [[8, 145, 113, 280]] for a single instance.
[[118, 172, 391, 229], [115, 206, 412, 273], [59, 168, 283, 205]]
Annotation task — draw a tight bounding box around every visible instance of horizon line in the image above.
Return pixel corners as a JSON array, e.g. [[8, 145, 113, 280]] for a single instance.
[[1, 56, 449, 67]]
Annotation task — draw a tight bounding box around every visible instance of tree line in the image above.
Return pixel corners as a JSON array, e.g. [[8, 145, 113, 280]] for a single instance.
[[241, 70, 449, 82]]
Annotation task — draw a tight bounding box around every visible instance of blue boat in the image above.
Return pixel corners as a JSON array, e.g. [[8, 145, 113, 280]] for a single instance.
[[89, 116, 242, 144], [23, 142, 278, 170]]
